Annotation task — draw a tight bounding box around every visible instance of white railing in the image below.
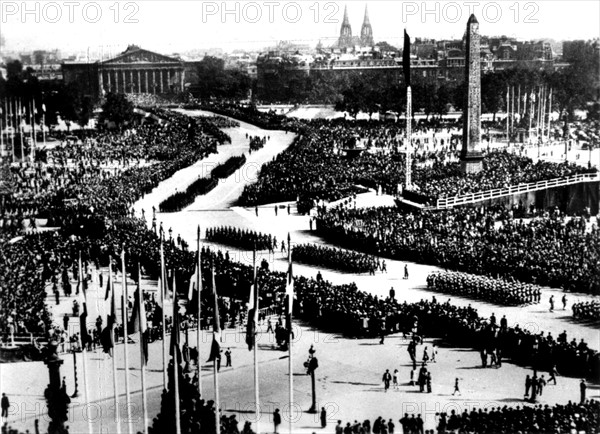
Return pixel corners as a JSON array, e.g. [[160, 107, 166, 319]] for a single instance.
[[436, 172, 600, 208]]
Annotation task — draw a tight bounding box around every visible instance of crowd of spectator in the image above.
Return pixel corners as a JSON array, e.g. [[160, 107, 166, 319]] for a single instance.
[[334, 399, 600, 434], [426, 271, 542, 306], [317, 205, 600, 295], [412, 151, 595, 199]]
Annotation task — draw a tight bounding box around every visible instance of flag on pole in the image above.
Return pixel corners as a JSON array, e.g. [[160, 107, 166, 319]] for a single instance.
[[101, 260, 118, 354], [77, 252, 89, 349], [207, 265, 221, 362], [170, 272, 181, 360], [403, 29, 411, 88], [138, 265, 149, 365], [246, 249, 259, 351], [285, 238, 294, 334], [188, 254, 198, 302], [104, 265, 112, 300]]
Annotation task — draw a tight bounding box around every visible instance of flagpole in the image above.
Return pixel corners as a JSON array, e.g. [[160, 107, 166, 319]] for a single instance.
[[109, 260, 121, 434], [81, 343, 94, 434], [173, 285, 182, 434], [212, 265, 221, 434], [196, 225, 202, 398], [78, 251, 94, 434], [517, 85, 521, 120], [160, 239, 168, 390], [121, 249, 133, 434], [30, 99, 36, 161], [138, 264, 149, 434], [9, 99, 15, 163], [253, 249, 260, 434], [0, 98, 4, 159], [506, 85, 510, 143], [287, 233, 293, 434], [405, 86, 412, 190], [547, 89, 553, 143], [42, 103, 46, 147], [18, 99, 24, 162]]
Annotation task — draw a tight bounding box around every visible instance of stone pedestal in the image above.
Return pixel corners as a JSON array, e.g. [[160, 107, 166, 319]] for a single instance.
[[460, 153, 484, 174]]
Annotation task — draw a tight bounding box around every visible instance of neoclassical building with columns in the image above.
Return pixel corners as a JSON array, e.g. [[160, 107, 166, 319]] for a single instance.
[[99, 45, 185, 95], [62, 45, 192, 98]]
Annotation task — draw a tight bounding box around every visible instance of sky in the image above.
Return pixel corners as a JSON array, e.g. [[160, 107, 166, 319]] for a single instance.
[[1, 0, 599, 56]]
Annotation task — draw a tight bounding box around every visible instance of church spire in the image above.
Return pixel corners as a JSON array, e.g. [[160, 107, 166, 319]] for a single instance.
[[338, 4, 353, 49], [360, 4, 374, 46], [363, 4, 370, 25], [342, 4, 350, 26]]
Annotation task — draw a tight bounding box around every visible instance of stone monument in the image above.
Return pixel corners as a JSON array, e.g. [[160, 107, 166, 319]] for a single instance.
[[461, 14, 484, 173]]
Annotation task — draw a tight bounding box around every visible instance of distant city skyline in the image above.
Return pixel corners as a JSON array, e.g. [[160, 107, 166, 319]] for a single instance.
[[1, 1, 599, 57]]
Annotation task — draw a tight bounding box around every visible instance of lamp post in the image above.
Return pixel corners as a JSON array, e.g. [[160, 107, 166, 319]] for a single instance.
[[45, 339, 71, 434], [307, 357, 319, 414], [71, 347, 79, 398]]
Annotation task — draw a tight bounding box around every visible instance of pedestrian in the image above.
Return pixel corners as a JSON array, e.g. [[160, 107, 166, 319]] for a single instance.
[[1, 393, 9, 420], [382, 369, 392, 392], [335, 420, 343, 434], [426, 372, 432, 393], [287, 204, 291, 215], [274, 205, 278, 216], [393, 369, 399, 389], [63, 313, 69, 332], [431, 344, 437, 363], [562, 294, 567, 310], [225, 348, 232, 367], [580, 379, 587, 404], [255, 206, 258, 217], [387, 419, 394, 434], [452, 378, 461, 396], [320, 407, 327, 428], [267, 319, 273, 333], [309, 218, 313, 231], [549, 295, 554, 312], [404, 264, 409, 280], [549, 365, 558, 385], [409, 368, 415, 386], [382, 260, 387, 273], [537, 375, 546, 396], [273, 408, 281, 433], [389, 287, 395, 300], [524, 375, 531, 398]]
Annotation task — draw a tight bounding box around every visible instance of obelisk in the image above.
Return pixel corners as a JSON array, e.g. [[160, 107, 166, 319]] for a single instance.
[[461, 14, 484, 173]]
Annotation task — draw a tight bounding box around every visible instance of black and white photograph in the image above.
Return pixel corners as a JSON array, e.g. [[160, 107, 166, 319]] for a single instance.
[[0, 1, 599, 433]]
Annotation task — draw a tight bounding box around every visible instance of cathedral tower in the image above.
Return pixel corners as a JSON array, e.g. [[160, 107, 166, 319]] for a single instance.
[[360, 5, 374, 46], [338, 5, 353, 49]]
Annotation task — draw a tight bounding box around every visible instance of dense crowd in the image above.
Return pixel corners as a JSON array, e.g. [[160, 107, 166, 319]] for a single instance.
[[159, 177, 218, 213], [194, 102, 599, 211], [210, 155, 247, 179], [426, 271, 541, 306], [248, 135, 267, 153], [572, 301, 600, 321], [205, 227, 275, 252], [334, 400, 600, 434], [412, 151, 595, 199], [0, 109, 235, 337], [317, 205, 600, 295], [292, 243, 380, 274]]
